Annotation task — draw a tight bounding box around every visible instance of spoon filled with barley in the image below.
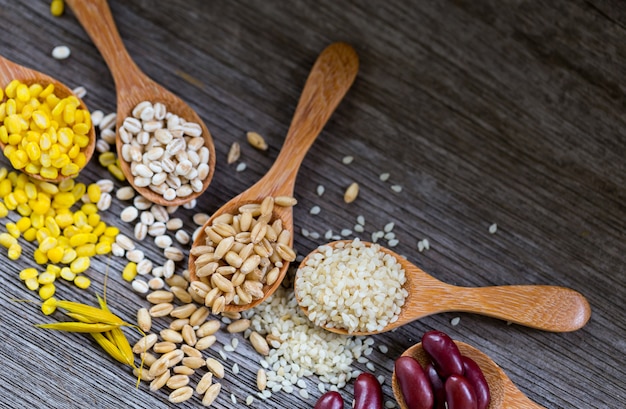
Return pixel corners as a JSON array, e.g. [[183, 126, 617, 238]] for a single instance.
[[65, 0, 215, 206], [294, 239, 591, 335], [0, 54, 96, 182], [187, 42, 359, 313]]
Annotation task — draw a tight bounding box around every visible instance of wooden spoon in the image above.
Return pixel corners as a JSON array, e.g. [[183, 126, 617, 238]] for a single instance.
[[392, 341, 546, 409], [65, 0, 215, 206], [0, 54, 95, 182], [188, 42, 359, 312], [295, 240, 591, 335]]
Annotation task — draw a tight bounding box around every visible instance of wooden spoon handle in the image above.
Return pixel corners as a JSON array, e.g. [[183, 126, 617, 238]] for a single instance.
[[248, 42, 359, 198], [502, 384, 547, 409], [66, 0, 145, 90], [450, 285, 591, 332]]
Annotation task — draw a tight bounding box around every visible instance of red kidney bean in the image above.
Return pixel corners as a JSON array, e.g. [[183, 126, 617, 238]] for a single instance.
[[394, 356, 434, 409], [422, 331, 464, 378], [445, 375, 478, 409], [462, 356, 491, 409], [353, 372, 383, 409], [425, 363, 447, 409], [314, 391, 344, 409]]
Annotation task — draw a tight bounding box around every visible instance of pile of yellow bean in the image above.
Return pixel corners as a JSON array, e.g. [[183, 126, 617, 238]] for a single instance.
[[0, 168, 118, 301], [0, 79, 91, 180]]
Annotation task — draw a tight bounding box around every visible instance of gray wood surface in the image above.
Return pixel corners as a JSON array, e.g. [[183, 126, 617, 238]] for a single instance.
[[0, 0, 624, 408]]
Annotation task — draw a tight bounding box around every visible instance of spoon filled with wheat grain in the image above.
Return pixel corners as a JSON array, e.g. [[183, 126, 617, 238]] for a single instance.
[[188, 42, 359, 313], [65, 0, 215, 206], [392, 340, 547, 409], [294, 240, 591, 335], [0, 54, 96, 182]]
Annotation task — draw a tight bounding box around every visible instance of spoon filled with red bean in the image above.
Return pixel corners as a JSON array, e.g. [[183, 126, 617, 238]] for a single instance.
[[392, 330, 546, 409], [295, 239, 591, 335]]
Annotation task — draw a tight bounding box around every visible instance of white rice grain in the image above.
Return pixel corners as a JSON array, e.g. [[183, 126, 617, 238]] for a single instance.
[[294, 239, 408, 334]]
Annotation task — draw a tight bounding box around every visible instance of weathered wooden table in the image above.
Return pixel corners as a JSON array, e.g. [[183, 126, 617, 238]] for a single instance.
[[0, 1, 623, 408]]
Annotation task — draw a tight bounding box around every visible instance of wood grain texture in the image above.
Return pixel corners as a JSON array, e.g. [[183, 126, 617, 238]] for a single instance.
[[0, 0, 623, 408]]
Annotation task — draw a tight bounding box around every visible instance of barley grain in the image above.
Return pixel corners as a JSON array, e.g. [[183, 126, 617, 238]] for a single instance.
[[249, 331, 269, 356], [149, 369, 171, 391], [149, 303, 174, 318], [170, 303, 198, 319], [137, 307, 152, 332], [195, 335, 217, 350], [227, 319, 251, 333], [196, 372, 213, 394], [246, 131, 268, 150], [182, 356, 205, 370], [257, 368, 267, 391], [206, 358, 225, 379], [169, 318, 190, 332], [132, 333, 157, 353], [202, 383, 221, 406], [168, 386, 193, 403], [344, 182, 359, 203], [173, 365, 195, 376], [196, 320, 221, 337], [153, 341, 177, 354], [227, 142, 241, 164]]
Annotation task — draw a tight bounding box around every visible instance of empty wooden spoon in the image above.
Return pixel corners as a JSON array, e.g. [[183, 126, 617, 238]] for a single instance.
[[392, 341, 546, 409], [0, 54, 95, 182], [295, 240, 591, 335], [188, 42, 359, 312], [65, 0, 215, 206]]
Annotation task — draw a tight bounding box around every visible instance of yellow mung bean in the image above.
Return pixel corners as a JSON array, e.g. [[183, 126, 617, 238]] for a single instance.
[[0, 168, 118, 297], [0, 80, 92, 179]]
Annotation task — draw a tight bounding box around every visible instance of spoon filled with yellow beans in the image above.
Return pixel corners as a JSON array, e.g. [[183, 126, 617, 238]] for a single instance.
[[0, 54, 96, 182]]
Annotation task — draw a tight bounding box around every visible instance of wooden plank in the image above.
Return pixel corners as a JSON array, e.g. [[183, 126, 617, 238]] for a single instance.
[[0, 0, 623, 408]]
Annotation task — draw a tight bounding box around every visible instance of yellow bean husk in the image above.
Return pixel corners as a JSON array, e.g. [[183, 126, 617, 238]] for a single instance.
[[91, 332, 135, 368], [55, 300, 125, 326], [36, 322, 118, 333]]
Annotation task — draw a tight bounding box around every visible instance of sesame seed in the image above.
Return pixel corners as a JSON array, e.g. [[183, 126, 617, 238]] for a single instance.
[[384, 222, 395, 232], [379, 172, 390, 182], [451, 317, 461, 326], [342, 155, 354, 165], [356, 215, 365, 225], [489, 223, 498, 234], [340, 229, 352, 237], [310, 206, 321, 215], [236, 162, 247, 172], [390, 184, 403, 193], [316, 185, 325, 196]]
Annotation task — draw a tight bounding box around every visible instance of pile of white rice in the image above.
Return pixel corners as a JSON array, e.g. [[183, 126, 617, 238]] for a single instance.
[[295, 238, 408, 334], [244, 286, 374, 398]]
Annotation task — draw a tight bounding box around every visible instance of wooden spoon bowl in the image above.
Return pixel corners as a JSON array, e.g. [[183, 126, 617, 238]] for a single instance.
[[392, 341, 546, 409], [188, 42, 359, 312], [295, 240, 591, 335], [65, 0, 215, 206], [0, 55, 96, 182]]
